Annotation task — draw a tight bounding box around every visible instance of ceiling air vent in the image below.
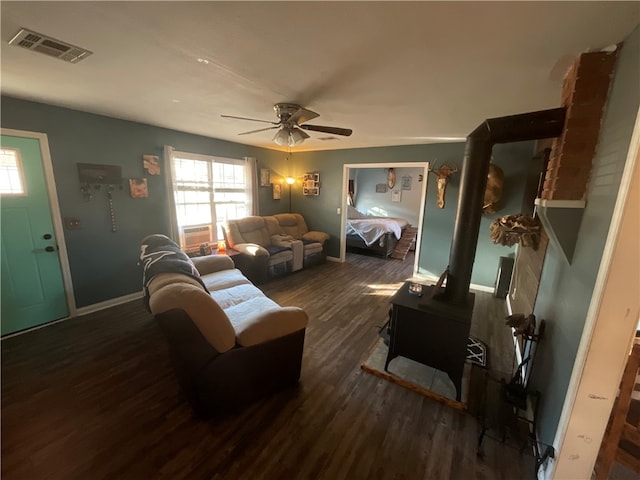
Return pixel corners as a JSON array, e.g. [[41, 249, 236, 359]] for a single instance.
[[8, 28, 92, 63]]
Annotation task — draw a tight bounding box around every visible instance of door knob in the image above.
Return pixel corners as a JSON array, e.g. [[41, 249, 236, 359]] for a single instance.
[[43, 234, 52, 240], [45, 246, 55, 252]]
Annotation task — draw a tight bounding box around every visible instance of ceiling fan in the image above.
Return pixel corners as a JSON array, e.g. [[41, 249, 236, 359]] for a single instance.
[[221, 103, 353, 147]]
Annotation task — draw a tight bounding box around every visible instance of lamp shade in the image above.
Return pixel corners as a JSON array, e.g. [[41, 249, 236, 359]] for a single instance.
[[285, 177, 295, 185]]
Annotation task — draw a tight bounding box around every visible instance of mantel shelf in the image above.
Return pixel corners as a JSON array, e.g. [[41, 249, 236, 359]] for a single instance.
[[534, 198, 586, 209], [534, 198, 586, 264]]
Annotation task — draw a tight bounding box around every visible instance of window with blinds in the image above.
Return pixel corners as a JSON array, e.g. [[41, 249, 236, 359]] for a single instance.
[[0, 148, 27, 196], [171, 153, 251, 251]]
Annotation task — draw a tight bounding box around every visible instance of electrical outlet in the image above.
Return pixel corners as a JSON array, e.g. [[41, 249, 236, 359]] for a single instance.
[[64, 217, 81, 229], [337, 207, 341, 215]]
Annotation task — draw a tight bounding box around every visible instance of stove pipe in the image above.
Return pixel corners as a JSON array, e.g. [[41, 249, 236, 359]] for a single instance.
[[444, 108, 566, 305]]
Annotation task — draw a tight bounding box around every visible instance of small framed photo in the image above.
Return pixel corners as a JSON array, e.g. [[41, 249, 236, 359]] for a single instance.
[[142, 155, 160, 175], [273, 183, 281, 199], [376, 183, 387, 193], [392, 190, 402, 202], [129, 178, 148, 198], [260, 168, 271, 187], [401, 176, 412, 190]]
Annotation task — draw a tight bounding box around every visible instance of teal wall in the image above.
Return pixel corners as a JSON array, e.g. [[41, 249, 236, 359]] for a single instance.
[[286, 141, 534, 287], [0, 96, 289, 307], [531, 27, 640, 445], [1, 95, 534, 307]]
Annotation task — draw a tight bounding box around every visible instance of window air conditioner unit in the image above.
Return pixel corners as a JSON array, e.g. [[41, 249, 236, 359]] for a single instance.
[[181, 225, 212, 251]]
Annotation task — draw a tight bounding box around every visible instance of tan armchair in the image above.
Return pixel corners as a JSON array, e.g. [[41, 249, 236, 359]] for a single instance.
[[271, 213, 329, 267], [223, 216, 293, 282]]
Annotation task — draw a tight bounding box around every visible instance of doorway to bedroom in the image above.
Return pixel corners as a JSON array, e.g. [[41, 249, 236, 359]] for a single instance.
[[340, 162, 429, 276]]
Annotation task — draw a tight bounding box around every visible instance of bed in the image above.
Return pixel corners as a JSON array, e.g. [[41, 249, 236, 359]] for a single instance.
[[345, 207, 409, 258]]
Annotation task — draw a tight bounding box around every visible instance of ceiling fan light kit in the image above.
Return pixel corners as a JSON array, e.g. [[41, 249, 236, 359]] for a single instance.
[[273, 127, 308, 147], [222, 103, 352, 146]]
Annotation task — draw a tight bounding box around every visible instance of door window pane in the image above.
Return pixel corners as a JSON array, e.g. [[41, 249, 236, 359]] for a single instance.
[[0, 148, 26, 195]]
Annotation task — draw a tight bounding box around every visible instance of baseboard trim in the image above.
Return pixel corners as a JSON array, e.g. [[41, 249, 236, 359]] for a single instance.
[[1, 291, 143, 339], [76, 291, 143, 316], [412, 273, 495, 294], [326, 256, 341, 263]]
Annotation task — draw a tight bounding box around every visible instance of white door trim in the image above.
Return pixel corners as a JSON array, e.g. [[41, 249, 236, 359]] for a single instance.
[[1, 128, 76, 318], [340, 162, 429, 277], [548, 107, 640, 479]]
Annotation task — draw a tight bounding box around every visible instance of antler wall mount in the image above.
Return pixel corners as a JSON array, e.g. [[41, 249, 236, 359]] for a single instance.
[[428, 163, 458, 208]]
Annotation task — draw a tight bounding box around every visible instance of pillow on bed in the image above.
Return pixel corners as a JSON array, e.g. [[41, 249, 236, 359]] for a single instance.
[[347, 205, 367, 219]]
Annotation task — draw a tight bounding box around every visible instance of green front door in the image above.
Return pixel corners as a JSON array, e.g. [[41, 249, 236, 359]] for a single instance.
[[1, 134, 68, 335]]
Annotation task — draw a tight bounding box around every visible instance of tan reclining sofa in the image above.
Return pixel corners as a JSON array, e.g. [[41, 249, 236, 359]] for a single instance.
[[141, 234, 308, 417], [223, 213, 329, 283]]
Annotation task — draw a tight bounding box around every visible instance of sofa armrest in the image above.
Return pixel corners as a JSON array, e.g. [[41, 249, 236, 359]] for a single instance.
[[149, 282, 236, 353], [233, 243, 270, 257], [303, 231, 329, 245], [271, 235, 296, 249], [191, 254, 235, 276], [233, 306, 309, 347]]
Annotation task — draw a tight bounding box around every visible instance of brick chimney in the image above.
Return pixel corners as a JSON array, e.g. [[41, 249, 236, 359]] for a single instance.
[[540, 50, 619, 201]]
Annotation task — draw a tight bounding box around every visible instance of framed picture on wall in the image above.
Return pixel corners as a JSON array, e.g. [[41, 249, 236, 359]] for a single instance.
[[129, 178, 149, 198], [376, 183, 387, 193], [260, 168, 271, 187], [401, 176, 412, 190], [392, 190, 402, 202], [142, 155, 160, 175]]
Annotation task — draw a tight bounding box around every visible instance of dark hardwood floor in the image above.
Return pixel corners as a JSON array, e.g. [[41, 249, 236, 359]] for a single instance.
[[1, 252, 534, 479]]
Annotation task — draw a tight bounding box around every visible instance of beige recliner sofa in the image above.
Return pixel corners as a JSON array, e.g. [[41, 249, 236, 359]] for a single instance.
[[223, 213, 329, 282], [271, 213, 329, 267], [142, 234, 308, 418]]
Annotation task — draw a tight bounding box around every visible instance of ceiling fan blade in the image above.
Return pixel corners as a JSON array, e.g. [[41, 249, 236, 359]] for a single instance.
[[289, 107, 319, 125], [300, 124, 353, 136], [221, 114, 279, 125], [238, 126, 279, 135]]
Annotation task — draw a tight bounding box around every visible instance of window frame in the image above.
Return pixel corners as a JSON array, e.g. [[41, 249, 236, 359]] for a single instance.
[[169, 150, 252, 251]]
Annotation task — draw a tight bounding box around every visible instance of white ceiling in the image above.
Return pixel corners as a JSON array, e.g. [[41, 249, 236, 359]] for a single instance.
[[1, 2, 638, 152]]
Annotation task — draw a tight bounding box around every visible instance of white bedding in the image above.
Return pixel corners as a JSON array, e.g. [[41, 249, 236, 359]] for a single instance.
[[346, 217, 409, 246]]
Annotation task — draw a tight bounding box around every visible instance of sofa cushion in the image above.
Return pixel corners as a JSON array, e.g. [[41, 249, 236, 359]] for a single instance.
[[200, 268, 251, 291], [302, 242, 323, 256], [210, 283, 267, 310], [149, 280, 236, 353], [303, 231, 329, 245], [225, 216, 271, 248], [264, 216, 281, 236], [191, 254, 235, 276], [225, 298, 308, 347], [273, 213, 308, 238], [266, 244, 290, 256]]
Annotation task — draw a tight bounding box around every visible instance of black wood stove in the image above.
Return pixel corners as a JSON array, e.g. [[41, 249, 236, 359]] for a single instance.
[[385, 108, 565, 401]]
